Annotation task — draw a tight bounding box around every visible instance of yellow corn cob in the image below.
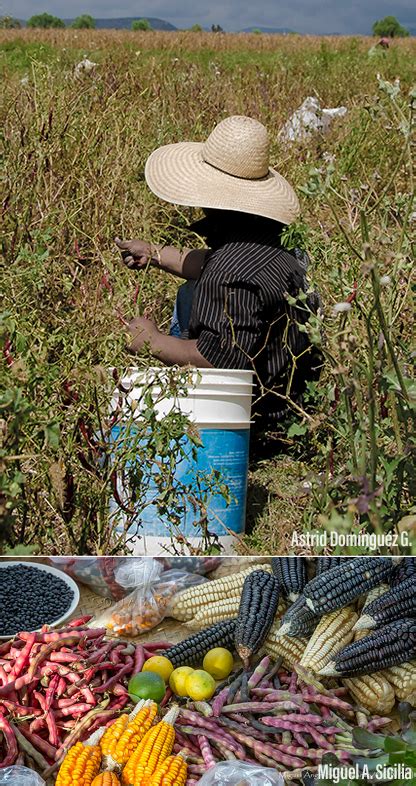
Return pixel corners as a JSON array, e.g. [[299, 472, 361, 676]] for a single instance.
[[168, 565, 272, 622], [354, 585, 390, 638], [300, 607, 358, 673], [101, 700, 158, 770], [56, 729, 104, 786], [91, 774, 121, 786], [122, 706, 179, 786], [343, 673, 395, 714], [146, 753, 187, 786], [382, 661, 416, 703], [264, 620, 307, 668]]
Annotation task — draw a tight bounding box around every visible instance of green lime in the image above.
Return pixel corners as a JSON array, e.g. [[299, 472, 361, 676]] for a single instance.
[[128, 671, 166, 704]]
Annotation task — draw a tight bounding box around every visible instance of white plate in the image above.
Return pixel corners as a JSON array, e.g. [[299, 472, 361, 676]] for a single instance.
[[0, 561, 80, 640]]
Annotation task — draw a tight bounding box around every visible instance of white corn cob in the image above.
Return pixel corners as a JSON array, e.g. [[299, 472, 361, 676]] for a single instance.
[[382, 661, 416, 703], [186, 595, 286, 631], [168, 564, 272, 621], [300, 607, 358, 673], [343, 673, 395, 714], [354, 584, 390, 637], [265, 619, 307, 668]]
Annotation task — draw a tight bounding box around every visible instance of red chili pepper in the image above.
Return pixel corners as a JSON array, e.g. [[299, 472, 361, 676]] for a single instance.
[[133, 283, 140, 304]]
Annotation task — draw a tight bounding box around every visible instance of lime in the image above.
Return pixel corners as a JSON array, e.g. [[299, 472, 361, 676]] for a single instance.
[[128, 671, 166, 704], [169, 666, 194, 697], [203, 648, 234, 680], [185, 669, 216, 701], [142, 656, 174, 683]]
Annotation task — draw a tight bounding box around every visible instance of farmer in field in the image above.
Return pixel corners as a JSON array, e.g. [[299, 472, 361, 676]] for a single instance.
[[116, 116, 321, 454]]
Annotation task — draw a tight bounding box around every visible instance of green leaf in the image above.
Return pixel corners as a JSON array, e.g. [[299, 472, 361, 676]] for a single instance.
[[287, 421, 308, 437], [353, 727, 385, 750], [44, 421, 60, 450]]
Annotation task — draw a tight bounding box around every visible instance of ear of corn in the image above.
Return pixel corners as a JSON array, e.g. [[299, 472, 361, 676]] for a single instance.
[[56, 728, 105, 786], [56, 740, 102, 786], [122, 706, 179, 786], [354, 585, 390, 640], [271, 557, 307, 602], [264, 621, 307, 668], [235, 570, 280, 668], [185, 596, 241, 630], [278, 595, 319, 638], [391, 558, 416, 586], [343, 673, 395, 714], [315, 557, 343, 575], [91, 774, 121, 786], [101, 699, 158, 771], [382, 661, 416, 703], [168, 565, 271, 621], [164, 620, 236, 667], [300, 607, 358, 673], [146, 753, 187, 786], [320, 618, 416, 676], [303, 558, 395, 615], [355, 575, 416, 631]]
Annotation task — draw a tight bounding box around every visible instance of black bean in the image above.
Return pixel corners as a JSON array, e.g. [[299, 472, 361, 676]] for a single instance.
[[0, 564, 74, 636]]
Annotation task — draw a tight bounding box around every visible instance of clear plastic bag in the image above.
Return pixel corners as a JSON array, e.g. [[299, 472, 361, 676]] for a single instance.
[[196, 762, 284, 785], [0, 767, 45, 785], [92, 558, 207, 636], [48, 557, 131, 599], [156, 557, 223, 575]]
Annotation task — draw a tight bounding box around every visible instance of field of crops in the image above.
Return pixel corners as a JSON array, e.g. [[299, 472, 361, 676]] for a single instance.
[[1, 30, 415, 555]]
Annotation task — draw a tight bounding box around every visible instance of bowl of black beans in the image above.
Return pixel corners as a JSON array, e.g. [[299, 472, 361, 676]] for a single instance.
[[0, 561, 80, 639]]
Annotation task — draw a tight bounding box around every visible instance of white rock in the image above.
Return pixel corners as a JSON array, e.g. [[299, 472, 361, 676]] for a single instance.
[[279, 96, 348, 142]]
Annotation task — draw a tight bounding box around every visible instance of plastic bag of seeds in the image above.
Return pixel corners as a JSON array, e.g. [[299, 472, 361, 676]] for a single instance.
[[0, 767, 45, 785], [196, 762, 284, 785], [92, 558, 208, 636], [48, 557, 130, 599]]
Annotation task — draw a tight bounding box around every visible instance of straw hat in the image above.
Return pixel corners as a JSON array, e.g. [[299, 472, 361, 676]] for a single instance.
[[144, 115, 300, 225]]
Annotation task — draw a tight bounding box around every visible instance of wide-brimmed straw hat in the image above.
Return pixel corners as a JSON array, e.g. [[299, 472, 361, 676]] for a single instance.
[[144, 115, 300, 225]]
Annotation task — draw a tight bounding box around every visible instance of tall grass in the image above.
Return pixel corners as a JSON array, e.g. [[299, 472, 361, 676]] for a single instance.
[[1, 31, 415, 554]]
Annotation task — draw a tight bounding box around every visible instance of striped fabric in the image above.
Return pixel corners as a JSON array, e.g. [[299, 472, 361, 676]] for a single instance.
[[188, 224, 322, 426]]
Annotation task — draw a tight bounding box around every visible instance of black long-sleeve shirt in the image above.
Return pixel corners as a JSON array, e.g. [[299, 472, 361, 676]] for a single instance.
[[187, 214, 322, 427]]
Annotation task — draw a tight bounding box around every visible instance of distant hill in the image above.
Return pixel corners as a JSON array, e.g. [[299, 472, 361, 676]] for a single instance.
[[63, 17, 177, 30], [240, 26, 295, 34]]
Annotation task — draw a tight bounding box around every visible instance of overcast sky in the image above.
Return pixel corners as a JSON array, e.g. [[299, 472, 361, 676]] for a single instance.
[[8, 0, 416, 34]]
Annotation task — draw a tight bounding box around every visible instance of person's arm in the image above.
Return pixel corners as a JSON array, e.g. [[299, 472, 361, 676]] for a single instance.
[[115, 238, 208, 280], [126, 317, 214, 367]]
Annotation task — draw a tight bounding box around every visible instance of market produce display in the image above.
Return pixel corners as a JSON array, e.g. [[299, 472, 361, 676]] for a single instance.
[[1, 557, 415, 785], [0, 564, 75, 637]]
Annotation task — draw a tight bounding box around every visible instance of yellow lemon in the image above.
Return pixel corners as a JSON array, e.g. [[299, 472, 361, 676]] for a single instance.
[[169, 666, 194, 697], [185, 669, 216, 701], [142, 656, 174, 683], [203, 648, 234, 680]]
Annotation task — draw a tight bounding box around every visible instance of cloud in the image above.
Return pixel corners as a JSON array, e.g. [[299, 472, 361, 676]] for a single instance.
[[9, 0, 416, 34]]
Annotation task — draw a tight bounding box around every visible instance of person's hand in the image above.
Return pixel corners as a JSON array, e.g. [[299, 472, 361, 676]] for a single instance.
[[125, 316, 159, 353], [115, 237, 158, 269]]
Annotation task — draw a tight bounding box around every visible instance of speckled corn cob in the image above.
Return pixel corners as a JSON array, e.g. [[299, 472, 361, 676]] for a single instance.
[[300, 607, 358, 673], [343, 673, 395, 714], [168, 565, 271, 622], [382, 661, 416, 703]]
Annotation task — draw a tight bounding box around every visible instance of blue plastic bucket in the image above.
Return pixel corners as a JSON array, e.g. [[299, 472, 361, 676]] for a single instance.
[[109, 368, 253, 554]]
